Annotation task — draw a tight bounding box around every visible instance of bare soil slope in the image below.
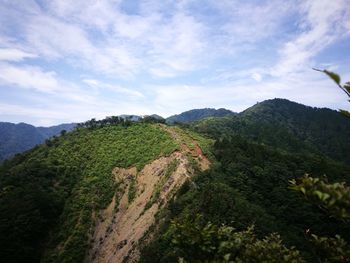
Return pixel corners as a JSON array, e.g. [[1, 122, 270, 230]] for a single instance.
[[86, 126, 210, 263]]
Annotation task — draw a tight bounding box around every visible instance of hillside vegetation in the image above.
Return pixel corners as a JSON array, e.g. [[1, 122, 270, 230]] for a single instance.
[[140, 136, 350, 262], [0, 123, 180, 262]]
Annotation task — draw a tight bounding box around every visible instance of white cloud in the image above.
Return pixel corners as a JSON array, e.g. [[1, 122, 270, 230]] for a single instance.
[[26, 15, 94, 59], [24, 15, 138, 77], [271, 0, 350, 77], [0, 48, 37, 61], [251, 73, 262, 82], [0, 63, 59, 93], [82, 79, 99, 86], [83, 78, 144, 98], [219, 0, 295, 42], [0, 0, 294, 80], [145, 12, 207, 76], [7, 0, 208, 78], [0, 62, 98, 104]]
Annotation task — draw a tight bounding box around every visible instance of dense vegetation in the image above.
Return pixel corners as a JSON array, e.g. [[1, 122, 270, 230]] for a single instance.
[[0, 114, 168, 162], [192, 99, 350, 164], [140, 136, 350, 262], [0, 123, 178, 263], [0, 122, 76, 161], [166, 108, 234, 124]]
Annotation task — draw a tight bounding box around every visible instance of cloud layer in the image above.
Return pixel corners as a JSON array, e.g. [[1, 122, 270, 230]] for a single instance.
[[0, 0, 349, 125]]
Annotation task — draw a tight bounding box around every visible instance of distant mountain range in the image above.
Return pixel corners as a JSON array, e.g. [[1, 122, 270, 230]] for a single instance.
[[0, 109, 232, 161], [118, 109, 234, 124], [0, 122, 76, 161]]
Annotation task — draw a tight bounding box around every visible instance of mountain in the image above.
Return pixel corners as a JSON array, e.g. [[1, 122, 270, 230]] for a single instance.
[[192, 98, 350, 164], [37, 123, 76, 138], [0, 122, 76, 161], [1, 99, 350, 263], [166, 108, 234, 124], [0, 122, 211, 263]]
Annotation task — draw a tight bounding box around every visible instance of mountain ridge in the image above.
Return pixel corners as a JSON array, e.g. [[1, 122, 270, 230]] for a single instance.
[[192, 98, 350, 164]]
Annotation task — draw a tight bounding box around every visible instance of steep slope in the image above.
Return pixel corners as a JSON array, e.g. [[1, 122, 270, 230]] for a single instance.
[[86, 126, 210, 263], [166, 108, 234, 124], [140, 135, 350, 262], [0, 122, 76, 161], [0, 123, 212, 263], [192, 98, 350, 164]]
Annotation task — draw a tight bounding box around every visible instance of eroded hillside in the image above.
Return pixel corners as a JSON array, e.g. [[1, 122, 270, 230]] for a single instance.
[[86, 125, 211, 263], [1, 123, 201, 262]]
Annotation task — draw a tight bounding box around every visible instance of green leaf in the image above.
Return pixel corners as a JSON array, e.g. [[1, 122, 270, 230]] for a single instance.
[[314, 190, 324, 200], [323, 70, 341, 85], [344, 82, 350, 93]]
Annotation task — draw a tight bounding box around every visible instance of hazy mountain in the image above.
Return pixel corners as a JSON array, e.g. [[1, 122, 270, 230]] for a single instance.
[[166, 108, 234, 124], [37, 123, 76, 138], [0, 122, 76, 161]]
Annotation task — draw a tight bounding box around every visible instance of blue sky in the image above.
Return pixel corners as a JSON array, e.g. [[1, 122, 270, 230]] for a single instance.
[[0, 0, 349, 126]]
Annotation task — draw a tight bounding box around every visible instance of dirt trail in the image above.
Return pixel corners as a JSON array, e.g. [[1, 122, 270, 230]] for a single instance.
[[86, 126, 210, 263], [160, 125, 210, 171]]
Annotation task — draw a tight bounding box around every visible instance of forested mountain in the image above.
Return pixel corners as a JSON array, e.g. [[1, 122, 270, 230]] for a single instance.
[[0, 122, 76, 161], [1, 99, 350, 263], [192, 98, 350, 164], [166, 108, 234, 124]]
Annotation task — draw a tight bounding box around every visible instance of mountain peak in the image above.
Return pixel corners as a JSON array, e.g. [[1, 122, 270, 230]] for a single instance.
[[241, 98, 338, 117]]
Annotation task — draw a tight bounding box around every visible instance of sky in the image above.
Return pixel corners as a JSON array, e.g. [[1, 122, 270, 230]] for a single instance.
[[0, 0, 350, 126]]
